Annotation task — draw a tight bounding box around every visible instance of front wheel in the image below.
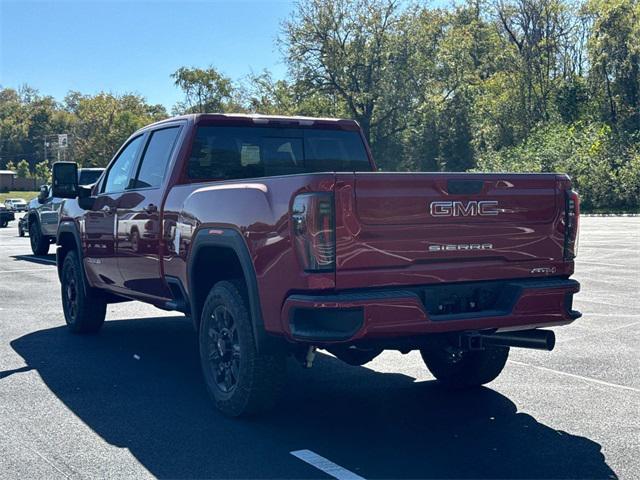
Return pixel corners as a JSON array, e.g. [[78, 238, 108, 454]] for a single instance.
[[18, 221, 24, 236], [420, 335, 509, 388], [61, 250, 107, 333], [199, 280, 286, 417], [0, 219, 7, 228], [29, 221, 49, 255]]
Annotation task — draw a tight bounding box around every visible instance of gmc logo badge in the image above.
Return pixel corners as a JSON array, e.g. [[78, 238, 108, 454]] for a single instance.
[[429, 200, 499, 217]]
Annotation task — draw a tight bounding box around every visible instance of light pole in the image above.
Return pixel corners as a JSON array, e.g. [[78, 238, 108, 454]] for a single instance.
[[43, 133, 70, 164]]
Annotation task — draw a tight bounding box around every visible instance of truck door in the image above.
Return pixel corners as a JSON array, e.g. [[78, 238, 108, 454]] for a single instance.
[[116, 126, 181, 299], [38, 187, 58, 237], [83, 135, 144, 289]]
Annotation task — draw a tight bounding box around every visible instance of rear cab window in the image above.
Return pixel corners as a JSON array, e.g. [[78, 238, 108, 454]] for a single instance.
[[186, 126, 371, 180]]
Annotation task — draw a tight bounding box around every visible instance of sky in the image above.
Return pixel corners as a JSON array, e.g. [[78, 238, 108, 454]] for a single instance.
[[0, 0, 296, 110]]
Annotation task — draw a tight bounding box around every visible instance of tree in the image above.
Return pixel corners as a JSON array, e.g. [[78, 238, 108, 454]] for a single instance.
[[34, 160, 51, 184], [5, 160, 16, 171], [171, 66, 239, 114], [281, 0, 410, 144], [493, 0, 576, 138], [243, 70, 347, 118], [64, 92, 167, 167], [584, 0, 640, 133], [16, 159, 30, 178]]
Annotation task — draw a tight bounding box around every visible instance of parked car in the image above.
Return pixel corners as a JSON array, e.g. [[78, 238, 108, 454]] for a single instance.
[[4, 198, 27, 212], [25, 168, 104, 254], [51, 113, 581, 417], [0, 203, 15, 228]]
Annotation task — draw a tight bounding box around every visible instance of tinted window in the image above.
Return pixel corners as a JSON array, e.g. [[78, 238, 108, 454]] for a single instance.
[[78, 169, 103, 186], [103, 136, 143, 193], [132, 127, 180, 189], [187, 126, 371, 180]]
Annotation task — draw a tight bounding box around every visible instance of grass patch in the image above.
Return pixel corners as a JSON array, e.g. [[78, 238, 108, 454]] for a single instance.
[[0, 191, 39, 203]]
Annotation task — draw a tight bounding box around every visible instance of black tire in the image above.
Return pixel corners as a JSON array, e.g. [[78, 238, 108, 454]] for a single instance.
[[199, 280, 286, 417], [420, 335, 509, 388], [29, 220, 49, 255], [0, 219, 7, 228], [329, 346, 382, 366], [18, 221, 24, 236], [61, 250, 106, 333]]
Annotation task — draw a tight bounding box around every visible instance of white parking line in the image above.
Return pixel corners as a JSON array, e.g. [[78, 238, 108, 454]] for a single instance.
[[508, 360, 640, 393], [291, 450, 365, 480]]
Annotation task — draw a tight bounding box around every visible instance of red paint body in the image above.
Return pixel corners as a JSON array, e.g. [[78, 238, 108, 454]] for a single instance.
[[59, 114, 580, 346]]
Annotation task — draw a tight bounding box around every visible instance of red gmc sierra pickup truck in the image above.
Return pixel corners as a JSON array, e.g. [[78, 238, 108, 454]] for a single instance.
[[51, 113, 581, 417]]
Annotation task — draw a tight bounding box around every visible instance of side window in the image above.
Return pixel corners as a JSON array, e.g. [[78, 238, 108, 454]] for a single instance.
[[103, 136, 144, 194], [132, 127, 180, 189]]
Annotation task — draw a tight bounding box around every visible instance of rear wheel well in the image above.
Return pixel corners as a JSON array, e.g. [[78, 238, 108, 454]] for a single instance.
[[190, 246, 246, 329]]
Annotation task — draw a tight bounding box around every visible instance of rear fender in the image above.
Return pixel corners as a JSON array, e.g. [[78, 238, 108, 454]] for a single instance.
[[188, 228, 281, 353]]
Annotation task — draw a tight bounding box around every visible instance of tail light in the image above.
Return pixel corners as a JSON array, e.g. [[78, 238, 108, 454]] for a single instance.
[[564, 190, 580, 260], [291, 192, 335, 272]]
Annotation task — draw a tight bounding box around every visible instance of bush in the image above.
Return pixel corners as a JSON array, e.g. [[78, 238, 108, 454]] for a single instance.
[[476, 123, 640, 212]]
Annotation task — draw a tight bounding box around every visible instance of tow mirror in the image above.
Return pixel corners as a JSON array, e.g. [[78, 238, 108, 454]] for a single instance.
[[37, 185, 49, 204], [51, 162, 78, 198]]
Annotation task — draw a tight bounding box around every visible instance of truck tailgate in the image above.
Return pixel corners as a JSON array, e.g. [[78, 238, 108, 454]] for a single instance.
[[334, 172, 571, 289]]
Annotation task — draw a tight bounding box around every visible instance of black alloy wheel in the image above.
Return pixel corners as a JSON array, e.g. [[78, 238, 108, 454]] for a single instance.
[[205, 304, 241, 394]]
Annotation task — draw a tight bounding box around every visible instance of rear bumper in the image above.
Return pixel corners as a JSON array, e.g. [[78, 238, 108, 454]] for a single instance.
[[282, 277, 580, 343]]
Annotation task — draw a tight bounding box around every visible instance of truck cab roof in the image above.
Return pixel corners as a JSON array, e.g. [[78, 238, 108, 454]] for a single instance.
[[147, 113, 361, 131]]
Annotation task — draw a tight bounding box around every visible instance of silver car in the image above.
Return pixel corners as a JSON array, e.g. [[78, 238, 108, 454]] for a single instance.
[[4, 198, 27, 212]]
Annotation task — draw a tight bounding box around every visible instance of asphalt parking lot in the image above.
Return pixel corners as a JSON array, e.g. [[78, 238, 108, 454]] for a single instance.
[[0, 215, 638, 479]]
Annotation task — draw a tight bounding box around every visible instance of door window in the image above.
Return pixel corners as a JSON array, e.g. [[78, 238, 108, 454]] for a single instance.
[[102, 135, 144, 194], [131, 127, 180, 189]]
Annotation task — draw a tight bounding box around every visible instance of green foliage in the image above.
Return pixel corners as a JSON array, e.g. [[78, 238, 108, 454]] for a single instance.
[[5, 161, 16, 171], [0, 87, 167, 170], [171, 66, 241, 114], [281, 0, 411, 142], [64, 92, 168, 167], [15, 159, 30, 178], [584, 0, 640, 132], [34, 160, 51, 183], [476, 122, 640, 211], [243, 70, 348, 118]]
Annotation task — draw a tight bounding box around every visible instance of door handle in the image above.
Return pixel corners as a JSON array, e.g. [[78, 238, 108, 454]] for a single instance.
[[144, 204, 158, 214]]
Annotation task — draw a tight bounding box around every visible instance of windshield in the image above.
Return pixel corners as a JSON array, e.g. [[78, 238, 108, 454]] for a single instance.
[[78, 169, 103, 185], [187, 126, 372, 180]]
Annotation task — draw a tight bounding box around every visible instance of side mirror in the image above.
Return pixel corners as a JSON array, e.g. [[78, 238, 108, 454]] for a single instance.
[[51, 162, 78, 198], [37, 185, 49, 204]]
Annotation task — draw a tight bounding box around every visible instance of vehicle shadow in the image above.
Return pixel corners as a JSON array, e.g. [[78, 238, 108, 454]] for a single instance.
[[11, 254, 57, 266], [10, 317, 616, 479]]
